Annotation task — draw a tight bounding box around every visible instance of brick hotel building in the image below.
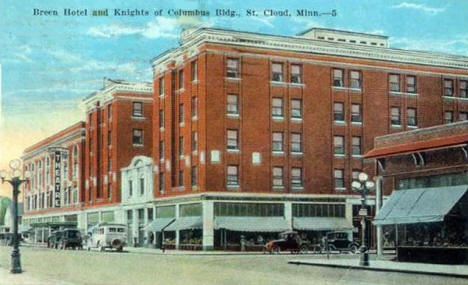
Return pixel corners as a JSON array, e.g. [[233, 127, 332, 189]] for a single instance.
[[22, 27, 468, 250]]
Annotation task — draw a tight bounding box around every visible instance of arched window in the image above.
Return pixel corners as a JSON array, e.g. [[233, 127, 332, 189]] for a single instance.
[[46, 157, 50, 185], [73, 145, 79, 180], [38, 160, 43, 187], [139, 175, 145, 195]]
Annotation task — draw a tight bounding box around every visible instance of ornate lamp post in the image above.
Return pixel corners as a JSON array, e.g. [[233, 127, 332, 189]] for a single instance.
[[0, 159, 31, 274], [351, 172, 375, 266]]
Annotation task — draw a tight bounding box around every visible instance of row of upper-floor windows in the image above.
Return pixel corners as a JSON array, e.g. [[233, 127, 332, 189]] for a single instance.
[[333, 136, 363, 156], [444, 110, 468, 124], [334, 169, 363, 190], [88, 102, 144, 128], [25, 188, 77, 211]]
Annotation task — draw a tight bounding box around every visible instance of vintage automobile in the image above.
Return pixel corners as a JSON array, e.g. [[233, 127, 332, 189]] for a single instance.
[[265, 231, 308, 254], [57, 229, 82, 250], [47, 230, 63, 249], [86, 223, 127, 252], [323, 231, 360, 253]]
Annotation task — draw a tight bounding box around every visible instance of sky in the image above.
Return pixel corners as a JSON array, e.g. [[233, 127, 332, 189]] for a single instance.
[[0, 0, 467, 196]]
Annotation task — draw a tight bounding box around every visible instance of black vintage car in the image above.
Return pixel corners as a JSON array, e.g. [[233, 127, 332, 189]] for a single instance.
[[47, 231, 63, 249], [58, 229, 82, 250], [265, 231, 308, 254], [324, 231, 360, 253]]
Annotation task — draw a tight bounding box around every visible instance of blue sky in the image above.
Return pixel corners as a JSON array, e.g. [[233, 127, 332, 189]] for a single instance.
[[0, 0, 467, 194]]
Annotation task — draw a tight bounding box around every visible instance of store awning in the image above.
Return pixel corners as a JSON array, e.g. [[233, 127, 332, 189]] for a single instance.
[[293, 217, 353, 231], [143, 218, 175, 232], [165, 216, 202, 231], [30, 221, 77, 228], [215, 217, 291, 232], [19, 226, 32, 233], [374, 185, 468, 226]]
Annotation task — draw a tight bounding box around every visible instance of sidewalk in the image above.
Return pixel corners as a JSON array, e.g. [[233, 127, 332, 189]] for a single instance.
[[289, 257, 468, 278], [0, 267, 73, 285]]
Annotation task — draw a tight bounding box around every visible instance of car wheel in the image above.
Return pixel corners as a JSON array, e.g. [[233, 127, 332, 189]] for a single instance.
[[87, 246, 91, 251], [299, 245, 308, 254], [272, 246, 280, 254], [117, 246, 123, 252], [349, 245, 359, 254]]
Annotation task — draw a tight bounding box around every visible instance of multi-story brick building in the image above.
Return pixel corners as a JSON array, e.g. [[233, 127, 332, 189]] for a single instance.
[[145, 27, 468, 250]]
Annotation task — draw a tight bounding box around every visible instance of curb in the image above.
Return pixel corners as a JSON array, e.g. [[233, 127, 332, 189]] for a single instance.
[[288, 261, 468, 279]]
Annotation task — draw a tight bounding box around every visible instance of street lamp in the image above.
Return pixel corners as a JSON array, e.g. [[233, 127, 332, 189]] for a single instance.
[[0, 159, 31, 274], [351, 172, 375, 266]]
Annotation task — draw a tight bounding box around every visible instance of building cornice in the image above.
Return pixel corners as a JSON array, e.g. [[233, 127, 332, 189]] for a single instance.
[[22, 129, 85, 161]]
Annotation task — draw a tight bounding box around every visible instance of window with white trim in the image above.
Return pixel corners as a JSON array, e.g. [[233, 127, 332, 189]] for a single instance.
[[272, 132, 284, 152], [272, 167, 284, 187], [291, 168, 303, 188], [272, 63, 284, 82]]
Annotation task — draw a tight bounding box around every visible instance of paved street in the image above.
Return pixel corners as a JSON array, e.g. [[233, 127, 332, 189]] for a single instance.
[[1, 246, 467, 285]]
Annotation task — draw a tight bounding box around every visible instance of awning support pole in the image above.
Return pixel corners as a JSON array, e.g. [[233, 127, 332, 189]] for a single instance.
[[375, 176, 384, 257]]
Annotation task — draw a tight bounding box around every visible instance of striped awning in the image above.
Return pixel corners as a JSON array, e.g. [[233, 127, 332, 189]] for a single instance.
[[215, 217, 291, 232], [293, 217, 353, 231], [165, 216, 203, 231], [143, 218, 175, 232]]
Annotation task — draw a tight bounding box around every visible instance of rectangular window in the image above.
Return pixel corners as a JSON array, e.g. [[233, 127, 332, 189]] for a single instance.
[[133, 129, 143, 145], [407, 108, 417, 126], [407, 76, 417, 93], [460, 80, 467, 98], [352, 169, 361, 181], [179, 136, 184, 156], [191, 166, 198, 186], [291, 168, 303, 188], [389, 74, 400, 92], [159, 77, 164, 96], [351, 104, 362, 123], [444, 79, 454, 96], [227, 58, 239, 78], [350, 71, 361, 89], [159, 141, 164, 159], [179, 170, 184, 186], [291, 64, 302, 84], [191, 60, 198, 81], [227, 94, 239, 115], [227, 165, 239, 186], [133, 102, 143, 117], [179, 104, 184, 124], [334, 102, 344, 121], [107, 104, 112, 121], [272, 132, 284, 152], [333, 69, 344, 87], [140, 177, 144, 195], [334, 136, 345, 155], [291, 99, 302, 119], [460, 112, 468, 121], [108, 130, 112, 146], [334, 169, 344, 188], [352, 136, 361, 155], [272, 63, 284, 82], [191, 97, 198, 118], [108, 157, 112, 171], [272, 167, 284, 187], [445, 111, 454, 124], [291, 133, 302, 153], [178, 70, 184, 89], [391, 107, 401, 125], [227, 130, 239, 150], [272, 98, 284, 118], [192, 132, 198, 152], [128, 180, 133, 196], [159, 173, 165, 192]]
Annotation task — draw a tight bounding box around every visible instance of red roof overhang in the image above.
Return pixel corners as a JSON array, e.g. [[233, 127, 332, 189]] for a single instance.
[[364, 134, 468, 159]]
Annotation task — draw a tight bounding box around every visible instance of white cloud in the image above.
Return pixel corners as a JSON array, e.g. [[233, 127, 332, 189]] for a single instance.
[[8, 45, 34, 63], [391, 2, 445, 15], [250, 16, 276, 28]]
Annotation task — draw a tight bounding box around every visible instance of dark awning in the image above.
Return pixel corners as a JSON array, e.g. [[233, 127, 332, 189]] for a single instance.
[[143, 218, 175, 232], [293, 217, 353, 231], [373, 185, 468, 226]]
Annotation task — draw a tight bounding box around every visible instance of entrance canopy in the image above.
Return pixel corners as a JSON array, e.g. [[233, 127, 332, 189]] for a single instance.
[[215, 217, 290, 232], [293, 217, 353, 231], [143, 218, 175, 232], [374, 185, 468, 226], [30, 221, 77, 228], [165, 216, 202, 231]]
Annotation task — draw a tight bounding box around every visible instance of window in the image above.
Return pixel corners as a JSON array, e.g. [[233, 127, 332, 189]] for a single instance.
[[179, 170, 184, 186], [352, 136, 361, 155], [272, 98, 283, 118], [128, 180, 133, 196], [46, 157, 50, 185], [291, 168, 302, 188], [179, 136, 184, 156], [444, 79, 454, 96], [291, 99, 302, 119], [227, 58, 239, 78], [445, 111, 454, 124], [334, 136, 345, 155], [291, 133, 302, 153], [406, 76, 417, 93], [352, 169, 361, 181], [133, 102, 143, 117], [191, 60, 198, 81], [140, 177, 144, 195], [159, 141, 164, 159], [178, 70, 184, 89], [460, 80, 467, 98], [159, 77, 164, 96], [391, 107, 401, 125], [227, 130, 239, 150], [192, 131, 198, 152], [108, 104, 112, 121], [108, 157, 112, 171], [191, 166, 198, 186], [460, 112, 468, 121], [334, 169, 344, 188], [272, 167, 284, 187], [351, 104, 362, 123], [227, 94, 239, 115], [334, 102, 344, 121], [191, 97, 198, 118], [272, 63, 284, 82], [133, 129, 143, 145], [159, 173, 165, 193], [350, 71, 361, 89], [407, 108, 417, 126], [159, 110, 164, 128], [291, 64, 302, 83], [272, 132, 284, 152], [108, 130, 112, 146], [227, 165, 239, 186], [389, 74, 400, 92], [333, 69, 344, 87], [179, 104, 184, 124]]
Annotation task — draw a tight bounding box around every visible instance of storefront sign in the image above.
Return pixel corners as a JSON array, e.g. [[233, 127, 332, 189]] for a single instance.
[[54, 150, 61, 208], [358, 208, 368, 216]]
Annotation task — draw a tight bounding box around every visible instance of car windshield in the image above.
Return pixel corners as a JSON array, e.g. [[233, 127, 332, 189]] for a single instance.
[[67, 231, 80, 238]]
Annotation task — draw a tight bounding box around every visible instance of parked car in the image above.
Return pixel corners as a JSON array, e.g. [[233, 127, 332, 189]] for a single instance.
[[47, 231, 63, 249], [265, 231, 308, 254], [57, 229, 82, 250], [86, 223, 127, 252], [323, 231, 360, 253]]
